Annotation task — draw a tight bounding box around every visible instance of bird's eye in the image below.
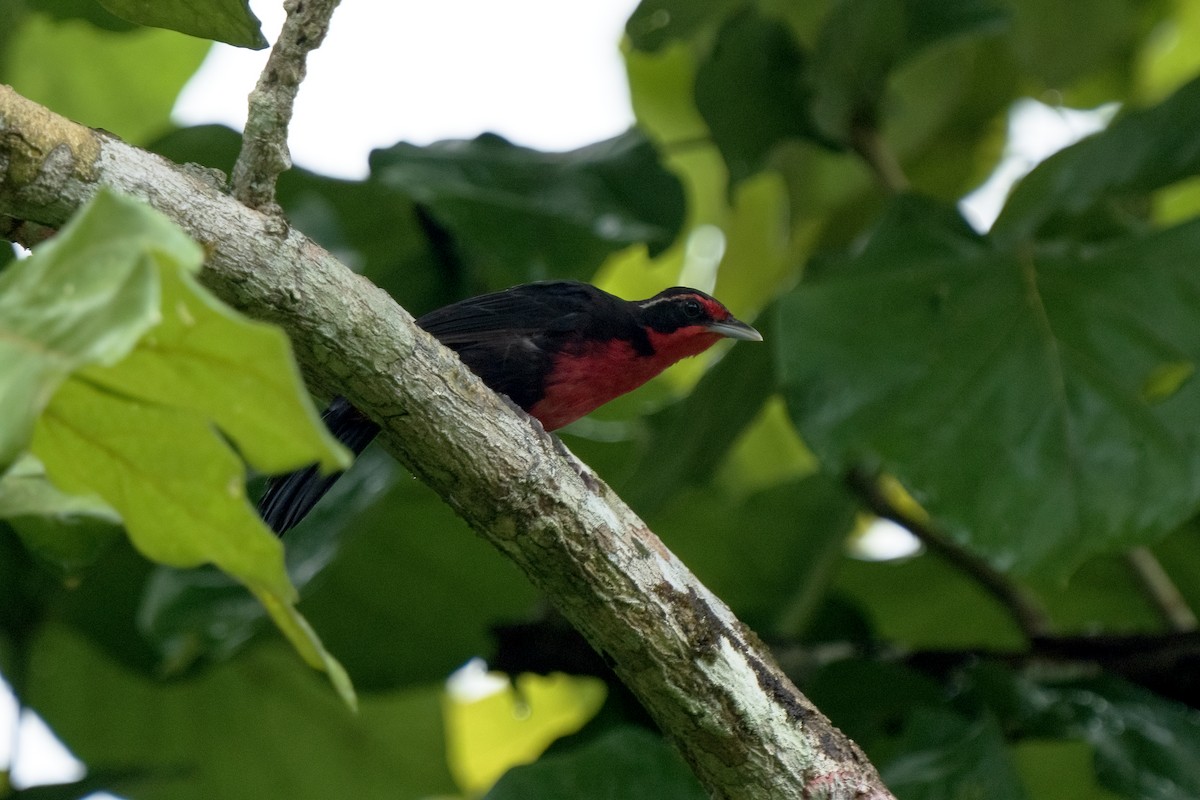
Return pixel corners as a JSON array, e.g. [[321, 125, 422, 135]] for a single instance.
[[682, 298, 703, 318]]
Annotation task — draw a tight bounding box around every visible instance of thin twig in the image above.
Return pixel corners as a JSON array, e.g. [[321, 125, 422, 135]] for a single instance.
[[1126, 546, 1198, 632], [231, 0, 342, 212], [846, 467, 1053, 640]]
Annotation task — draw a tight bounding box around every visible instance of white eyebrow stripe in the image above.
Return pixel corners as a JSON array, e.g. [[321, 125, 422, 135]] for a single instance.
[[636, 293, 703, 310]]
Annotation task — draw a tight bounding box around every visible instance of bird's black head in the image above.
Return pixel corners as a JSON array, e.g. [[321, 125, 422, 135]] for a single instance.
[[635, 287, 762, 341]]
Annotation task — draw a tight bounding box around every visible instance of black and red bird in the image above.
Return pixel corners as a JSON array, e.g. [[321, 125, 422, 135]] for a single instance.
[[259, 280, 761, 533]]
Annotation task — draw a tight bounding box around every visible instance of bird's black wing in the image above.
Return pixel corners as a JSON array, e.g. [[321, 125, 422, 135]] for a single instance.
[[416, 281, 607, 345], [260, 282, 628, 534], [258, 397, 378, 534]]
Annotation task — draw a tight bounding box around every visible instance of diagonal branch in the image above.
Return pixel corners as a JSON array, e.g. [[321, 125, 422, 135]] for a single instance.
[[231, 0, 343, 211], [1126, 547, 1198, 632], [0, 85, 895, 800], [846, 467, 1053, 640]]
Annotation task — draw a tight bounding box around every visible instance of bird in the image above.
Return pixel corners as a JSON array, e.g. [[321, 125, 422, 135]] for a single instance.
[[259, 280, 762, 533]]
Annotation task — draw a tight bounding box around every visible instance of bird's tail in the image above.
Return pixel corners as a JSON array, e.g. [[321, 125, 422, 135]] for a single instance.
[[258, 396, 380, 534]]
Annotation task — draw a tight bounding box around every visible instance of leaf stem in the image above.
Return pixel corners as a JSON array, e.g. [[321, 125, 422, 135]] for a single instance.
[[1126, 546, 1198, 632], [846, 467, 1053, 640], [231, 0, 343, 212]]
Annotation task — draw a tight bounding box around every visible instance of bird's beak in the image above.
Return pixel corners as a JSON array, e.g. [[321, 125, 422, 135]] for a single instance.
[[706, 317, 763, 342]]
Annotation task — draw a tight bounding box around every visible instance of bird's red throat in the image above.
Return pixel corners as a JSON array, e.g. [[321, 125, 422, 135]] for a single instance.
[[529, 327, 722, 431]]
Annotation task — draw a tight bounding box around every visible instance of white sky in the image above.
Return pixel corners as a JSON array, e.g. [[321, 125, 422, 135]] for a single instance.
[[174, 0, 640, 178]]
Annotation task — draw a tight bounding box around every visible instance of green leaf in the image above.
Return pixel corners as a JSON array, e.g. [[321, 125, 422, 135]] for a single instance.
[[1013, 741, 1123, 800], [0, 454, 122, 575], [447, 672, 607, 795], [780, 194, 1200, 575], [4, 768, 157, 800], [32, 379, 352, 705], [994, 75, 1200, 243], [23, 0, 138, 32], [25, 626, 456, 800], [134, 448, 537, 690], [808, 0, 1007, 144], [805, 658, 945, 766], [834, 555, 1026, 651], [692, 1, 1007, 185], [1006, 0, 1162, 100], [693, 9, 836, 185], [485, 727, 706, 800], [0, 190, 190, 469], [2, 11, 210, 144], [4, 191, 352, 700], [653, 475, 858, 636], [964, 667, 1200, 800], [137, 450, 389, 675], [625, 0, 744, 53], [370, 130, 686, 287], [296, 452, 540, 690], [96, 0, 266, 48], [84, 262, 348, 476], [0, 454, 118, 523], [883, 709, 1029, 800]]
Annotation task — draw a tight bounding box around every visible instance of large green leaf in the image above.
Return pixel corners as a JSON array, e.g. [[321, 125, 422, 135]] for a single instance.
[[370, 130, 686, 287], [0, 454, 122, 575], [84, 261, 347, 476], [0, 191, 183, 469], [7, 191, 352, 700], [883, 709, 1028, 800], [653, 475, 857, 636], [97, 0, 266, 48], [135, 447, 539, 691], [994, 75, 1200, 243], [808, 0, 1007, 144], [2, 11, 209, 144], [834, 555, 1026, 651], [780, 194, 1200, 575], [1012, 741, 1122, 800], [32, 378, 353, 702], [693, 9, 835, 185], [964, 666, 1200, 800], [296, 453, 539, 690], [485, 727, 706, 800], [1005, 0, 1162, 102], [25, 626, 457, 800]]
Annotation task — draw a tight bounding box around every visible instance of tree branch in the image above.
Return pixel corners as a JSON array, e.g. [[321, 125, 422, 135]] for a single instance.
[[846, 467, 1053, 640], [0, 86, 895, 800], [1126, 547, 1198, 632], [231, 0, 342, 211]]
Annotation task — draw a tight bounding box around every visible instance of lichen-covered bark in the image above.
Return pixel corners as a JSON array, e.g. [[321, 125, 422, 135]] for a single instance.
[[0, 85, 895, 800]]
